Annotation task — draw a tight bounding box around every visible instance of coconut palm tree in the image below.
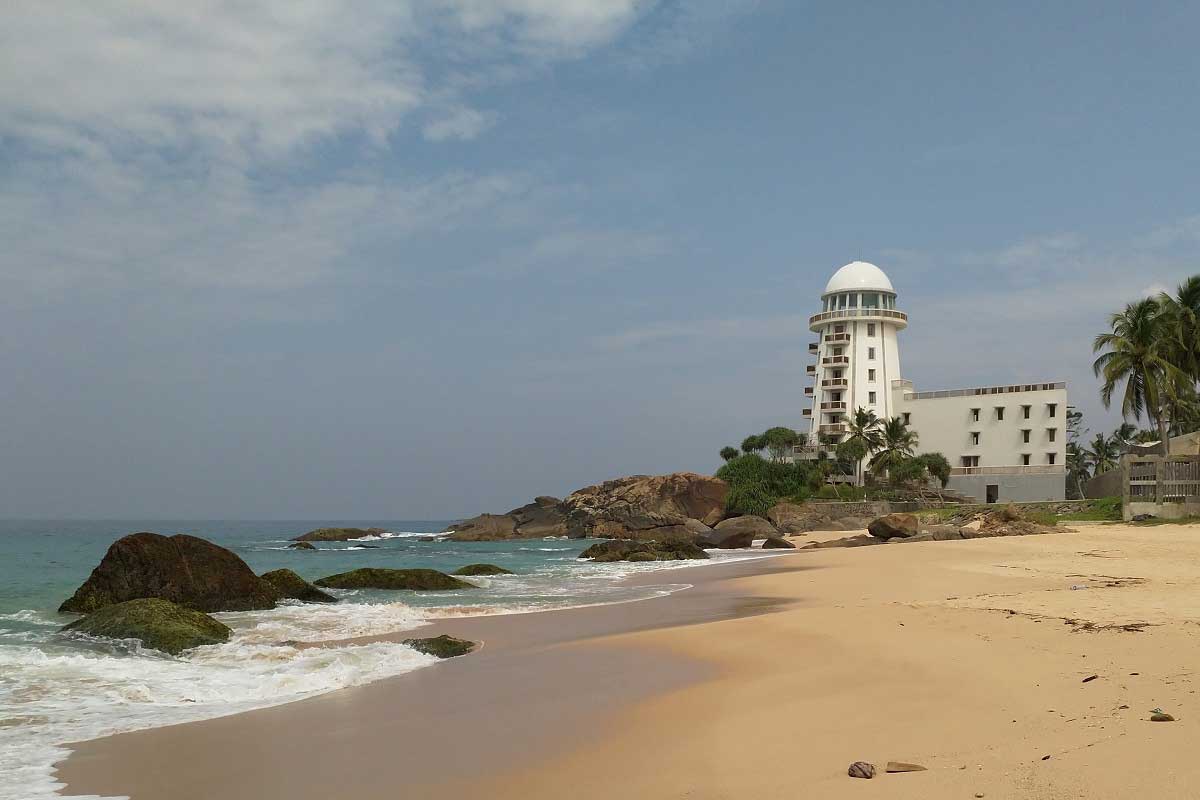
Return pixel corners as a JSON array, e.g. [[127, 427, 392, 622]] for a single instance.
[[1159, 275, 1200, 381], [1084, 432, 1119, 475], [868, 416, 919, 480], [1065, 442, 1090, 500], [1093, 297, 1188, 456], [841, 407, 884, 486]]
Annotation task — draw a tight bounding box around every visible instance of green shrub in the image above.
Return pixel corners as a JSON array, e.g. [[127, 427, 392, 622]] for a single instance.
[[715, 454, 821, 516]]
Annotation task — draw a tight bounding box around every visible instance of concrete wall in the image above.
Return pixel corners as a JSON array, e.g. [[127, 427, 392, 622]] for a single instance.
[[1085, 468, 1123, 499], [947, 472, 1066, 503], [1127, 500, 1200, 519], [802, 501, 891, 519]]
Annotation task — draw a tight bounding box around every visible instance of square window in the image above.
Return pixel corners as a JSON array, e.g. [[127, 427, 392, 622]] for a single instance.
[[971, 408, 980, 422], [1047, 452, 1057, 465], [1048, 428, 1057, 442], [1022, 454, 1031, 466], [1022, 429, 1031, 443], [996, 407, 1005, 421], [867, 323, 876, 337], [1022, 405, 1031, 419], [868, 391, 877, 404], [971, 432, 980, 446], [868, 347, 876, 360], [868, 369, 876, 381], [1048, 403, 1057, 418]]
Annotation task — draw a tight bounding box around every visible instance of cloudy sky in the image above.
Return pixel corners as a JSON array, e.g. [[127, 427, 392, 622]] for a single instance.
[[2, 1, 1199, 519]]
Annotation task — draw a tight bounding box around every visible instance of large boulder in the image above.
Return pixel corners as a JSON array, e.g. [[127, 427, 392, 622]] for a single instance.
[[446, 496, 566, 541], [762, 535, 796, 549], [578, 540, 710, 563], [767, 502, 822, 534], [867, 513, 920, 540], [561, 473, 729, 538], [62, 598, 231, 655], [288, 541, 317, 551], [292, 527, 386, 543], [59, 532, 279, 614], [260, 569, 338, 603], [452, 564, 515, 576], [314, 568, 474, 591], [698, 516, 777, 548], [800, 534, 884, 549]]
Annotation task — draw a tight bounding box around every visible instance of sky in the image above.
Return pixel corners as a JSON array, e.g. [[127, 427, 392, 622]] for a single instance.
[[2, 1, 1200, 519]]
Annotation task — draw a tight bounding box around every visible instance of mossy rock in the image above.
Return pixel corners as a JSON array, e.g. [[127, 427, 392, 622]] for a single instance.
[[314, 568, 474, 591], [62, 598, 231, 655], [452, 563, 515, 576], [578, 540, 709, 563], [402, 635, 477, 659], [293, 527, 386, 543], [260, 569, 338, 603]]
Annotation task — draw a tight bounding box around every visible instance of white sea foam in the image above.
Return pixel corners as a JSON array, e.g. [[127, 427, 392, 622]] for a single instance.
[[217, 600, 428, 644], [349, 530, 444, 542]]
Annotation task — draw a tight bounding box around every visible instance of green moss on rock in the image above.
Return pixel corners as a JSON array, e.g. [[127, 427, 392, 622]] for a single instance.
[[260, 569, 338, 603], [313, 568, 474, 591], [62, 598, 231, 655], [578, 540, 709, 563], [452, 563, 515, 576], [402, 635, 477, 658]]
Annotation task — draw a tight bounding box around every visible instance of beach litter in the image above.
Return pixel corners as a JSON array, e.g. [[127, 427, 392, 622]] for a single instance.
[[885, 761, 927, 773], [847, 762, 876, 779], [1082, 674, 1099, 683]]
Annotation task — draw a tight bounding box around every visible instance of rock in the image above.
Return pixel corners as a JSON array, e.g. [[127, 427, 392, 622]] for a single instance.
[[446, 496, 567, 542], [59, 532, 279, 614], [767, 502, 817, 534], [578, 540, 709, 563], [698, 516, 777, 548], [452, 564, 515, 576], [1132, 514, 1156, 522], [314, 568, 474, 591], [288, 541, 317, 550], [1151, 712, 1175, 722], [417, 536, 440, 542], [831, 516, 871, 531], [260, 569, 338, 603], [561, 473, 729, 538], [683, 518, 713, 537], [800, 534, 884, 549], [402, 635, 476, 659], [62, 598, 231, 655], [886, 762, 928, 773], [962, 518, 985, 532], [761, 535, 796, 549], [867, 513, 920, 540], [293, 527, 387, 543], [847, 762, 876, 779]]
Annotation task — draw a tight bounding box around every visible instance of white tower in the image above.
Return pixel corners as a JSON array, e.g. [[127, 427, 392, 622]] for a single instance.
[[805, 261, 908, 445]]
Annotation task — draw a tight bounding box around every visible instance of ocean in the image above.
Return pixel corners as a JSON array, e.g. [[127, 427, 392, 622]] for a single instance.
[[0, 519, 772, 800]]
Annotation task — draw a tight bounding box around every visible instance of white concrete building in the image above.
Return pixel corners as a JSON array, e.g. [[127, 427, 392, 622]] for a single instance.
[[802, 261, 1067, 503]]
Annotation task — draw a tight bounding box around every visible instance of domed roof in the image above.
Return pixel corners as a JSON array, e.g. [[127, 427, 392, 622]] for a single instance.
[[823, 261, 895, 295]]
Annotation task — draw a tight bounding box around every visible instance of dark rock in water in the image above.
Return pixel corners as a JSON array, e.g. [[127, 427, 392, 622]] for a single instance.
[[292, 527, 386, 543], [446, 496, 567, 541], [62, 598, 231, 655], [761, 535, 796, 549], [867, 513, 920, 540], [848, 762, 876, 779], [314, 568, 473, 591], [288, 541, 317, 551], [452, 564, 515, 576], [578, 539, 709, 563], [59, 532, 278, 614], [354, 544, 379, 549], [260, 569, 338, 603], [402, 635, 476, 659], [886, 762, 928, 773], [417, 536, 440, 543]]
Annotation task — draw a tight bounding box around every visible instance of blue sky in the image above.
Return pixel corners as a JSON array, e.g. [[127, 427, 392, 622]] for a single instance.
[[2, 1, 1199, 518]]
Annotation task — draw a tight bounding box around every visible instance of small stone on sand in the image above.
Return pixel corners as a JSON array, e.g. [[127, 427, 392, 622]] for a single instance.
[[847, 762, 876, 779]]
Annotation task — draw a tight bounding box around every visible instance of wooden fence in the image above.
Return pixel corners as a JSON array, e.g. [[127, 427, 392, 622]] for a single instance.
[[1122, 454, 1200, 519]]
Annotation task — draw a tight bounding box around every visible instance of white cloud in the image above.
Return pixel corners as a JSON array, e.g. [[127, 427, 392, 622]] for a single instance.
[[423, 106, 497, 141]]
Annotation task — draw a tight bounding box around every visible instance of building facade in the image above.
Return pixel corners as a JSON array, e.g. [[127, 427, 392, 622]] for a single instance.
[[803, 261, 1067, 502]]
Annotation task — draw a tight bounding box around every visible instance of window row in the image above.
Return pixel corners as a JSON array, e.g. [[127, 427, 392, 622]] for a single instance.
[[969, 429, 1058, 445], [821, 293, 898, 311], [960, 453, 1058, 467], [970, 403, 1058, 422]]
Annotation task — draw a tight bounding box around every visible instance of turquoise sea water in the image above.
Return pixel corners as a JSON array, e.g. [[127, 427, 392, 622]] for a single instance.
[[0, 519, 771, 800]]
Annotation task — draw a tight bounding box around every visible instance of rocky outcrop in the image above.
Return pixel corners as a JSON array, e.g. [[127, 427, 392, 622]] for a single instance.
[[62, 598, 231, 655], [314, 568, 474, 591], [707, 516, 777, 544], [59, 532, 279, 614], [446, 496, 566, 541], [292, 527, 386, 543], [867, 513, 920, 540], [761, 535, 796, 549], [452, 564, 515, 576], [288, 541, 317, 551], [402, 635, 476, 659], [800, 534, 884, 549], [577, 540, 709, 563], [260, 569, 338, 603], [562, 473, 728, 538]]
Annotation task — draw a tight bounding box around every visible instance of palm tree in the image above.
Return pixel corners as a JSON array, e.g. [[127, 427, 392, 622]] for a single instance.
[[841, 407, 884, 486], [1112, 422, 1138, 446], [1084, 432, 1119, 475], [1093, 297, 1187, 456], [1065, 442, 1090, 500], [1159, 275, 1200, 381], [868, 416, 919, 480]]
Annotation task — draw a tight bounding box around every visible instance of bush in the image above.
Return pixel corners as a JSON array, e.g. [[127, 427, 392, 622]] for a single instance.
[[715, 454, 822, 516]]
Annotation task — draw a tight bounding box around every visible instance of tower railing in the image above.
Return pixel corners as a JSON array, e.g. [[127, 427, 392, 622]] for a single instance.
[[808, 308, 908, 327]]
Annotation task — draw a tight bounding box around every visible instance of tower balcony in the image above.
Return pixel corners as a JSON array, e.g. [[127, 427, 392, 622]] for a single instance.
[[820, 401, 848, 411], [822, 356, 850, 367], [821, 378, 849, 389], [819, 423, 849, 435], [808, 342, 819, 354], [809, 308, 908, 332], [824, 332, 852, 343]]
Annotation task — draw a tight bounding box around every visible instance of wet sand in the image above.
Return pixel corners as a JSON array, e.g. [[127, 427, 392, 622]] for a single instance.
[[60, 523, 1200, 799]]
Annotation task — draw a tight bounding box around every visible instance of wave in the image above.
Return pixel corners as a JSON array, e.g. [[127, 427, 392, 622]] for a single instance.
[[349, 531, 445, 542]]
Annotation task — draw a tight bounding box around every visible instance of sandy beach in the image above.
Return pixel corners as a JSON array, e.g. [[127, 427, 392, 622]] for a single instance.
[[59, 522, 1200, 799]]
